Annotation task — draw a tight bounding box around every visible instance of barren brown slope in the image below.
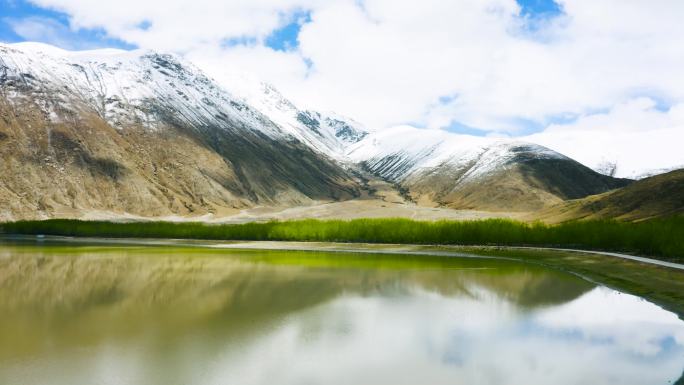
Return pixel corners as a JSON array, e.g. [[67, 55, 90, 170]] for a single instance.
[[0, 98, 360, 221], [0, 44, 371, 220], [534, 169, 684, 222], [403, 147, 632, 212]]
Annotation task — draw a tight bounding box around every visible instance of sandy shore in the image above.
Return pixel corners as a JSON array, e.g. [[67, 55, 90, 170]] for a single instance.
[[76, 199, 526, 223]]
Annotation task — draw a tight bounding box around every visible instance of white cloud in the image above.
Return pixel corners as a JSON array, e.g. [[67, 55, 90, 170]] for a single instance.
[[5, 16, 84, 49], [27, 0, 323, 51], [15, 0, 684, 174], [524, 98, 684, 178], [184, 44, 310, 102]]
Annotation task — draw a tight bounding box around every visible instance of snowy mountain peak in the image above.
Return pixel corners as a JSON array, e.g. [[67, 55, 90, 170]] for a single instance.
[[211, 68, 368, 159], [1, 42, 266, 132], [0, 42, 367, 158], [0, 42, 632, 217], [6, 41, 131, 59], [347, 125, 569, 184]]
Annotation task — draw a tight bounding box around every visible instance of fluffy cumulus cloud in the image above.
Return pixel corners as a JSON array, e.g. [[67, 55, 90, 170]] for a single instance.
[[24, 0, 321, 50], [8, 0, 684, 175]]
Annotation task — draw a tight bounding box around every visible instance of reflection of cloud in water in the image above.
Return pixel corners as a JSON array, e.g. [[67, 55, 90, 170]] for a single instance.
[[535, 287, 684, 356], [202, 287, 684, 385], [0, 247, 682, 384]]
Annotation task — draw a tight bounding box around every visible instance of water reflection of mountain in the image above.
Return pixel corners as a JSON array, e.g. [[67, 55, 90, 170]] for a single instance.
[[1, 245, 682, 385], [0, 246, 593, 356]]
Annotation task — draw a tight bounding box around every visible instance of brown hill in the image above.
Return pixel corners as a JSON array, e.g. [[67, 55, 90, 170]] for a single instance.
[[534, 169, 684, 222], [0, 97, 360, 221], [401, 146, 632, 212]]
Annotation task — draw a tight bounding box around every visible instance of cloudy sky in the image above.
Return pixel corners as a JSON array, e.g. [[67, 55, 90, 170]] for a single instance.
[[2, 0, 683, 177]]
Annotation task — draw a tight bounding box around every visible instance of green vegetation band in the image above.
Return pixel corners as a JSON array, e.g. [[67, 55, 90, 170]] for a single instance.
[[1, 217, 682, 261]]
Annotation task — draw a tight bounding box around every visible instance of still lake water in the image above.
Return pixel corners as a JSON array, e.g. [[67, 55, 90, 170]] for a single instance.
[[0, 241, 683, 385]]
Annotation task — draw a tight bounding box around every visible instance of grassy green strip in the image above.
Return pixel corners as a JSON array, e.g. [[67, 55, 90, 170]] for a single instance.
[[1, 217, 683, 261]]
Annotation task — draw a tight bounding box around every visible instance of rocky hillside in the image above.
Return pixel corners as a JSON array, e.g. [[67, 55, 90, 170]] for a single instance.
[[535, 169, 684, 222], [1, 42, 636, 219], [347, 126, 631, 211], [0, 43, 362, 220]]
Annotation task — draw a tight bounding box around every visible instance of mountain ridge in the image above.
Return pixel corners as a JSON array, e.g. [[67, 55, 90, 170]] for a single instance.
[[534, 169, 684, 222], [347, 126, 631, 211], [0, 42, 363, 220], [0, 42, 636, 219]]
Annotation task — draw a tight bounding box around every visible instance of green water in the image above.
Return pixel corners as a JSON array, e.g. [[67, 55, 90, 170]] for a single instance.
[[0, 240, 683, 385]]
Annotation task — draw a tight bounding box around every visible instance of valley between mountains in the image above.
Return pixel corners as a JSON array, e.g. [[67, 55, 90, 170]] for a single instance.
[[1, 42, 677, 222]]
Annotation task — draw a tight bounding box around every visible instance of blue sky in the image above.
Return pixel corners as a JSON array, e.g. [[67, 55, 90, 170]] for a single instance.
[[0, 0, 134, 49], [517, 0, 562, 17]]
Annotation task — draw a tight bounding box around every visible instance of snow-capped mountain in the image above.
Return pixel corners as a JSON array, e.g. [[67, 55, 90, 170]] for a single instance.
[[2, 43, 272, 133], [0, 42, 630, 218], [347, 126, 630, 210], [0, 42, 366, 158], [0, 42, 362, 219], [213, 72, 367, 158], [347, 125, 567, 182]]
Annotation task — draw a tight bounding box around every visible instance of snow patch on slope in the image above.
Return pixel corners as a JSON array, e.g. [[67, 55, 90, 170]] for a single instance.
[[347, 125, 569, 183], [0, 42, 367, 159], [2, 42, 578, 178], [1, 42, 281, 135], [213, 71, 368, 158]]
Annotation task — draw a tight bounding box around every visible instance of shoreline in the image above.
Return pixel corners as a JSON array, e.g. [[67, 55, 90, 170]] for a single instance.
[[5, 234, 684, 270], [3, 234, 684, 320]]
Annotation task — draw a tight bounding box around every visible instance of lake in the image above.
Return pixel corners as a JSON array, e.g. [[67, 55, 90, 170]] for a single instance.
[[0, 239, 683, 384]]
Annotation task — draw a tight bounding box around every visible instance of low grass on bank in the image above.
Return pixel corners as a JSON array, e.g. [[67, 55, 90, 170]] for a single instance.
[[1, 217, 683, 262]]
